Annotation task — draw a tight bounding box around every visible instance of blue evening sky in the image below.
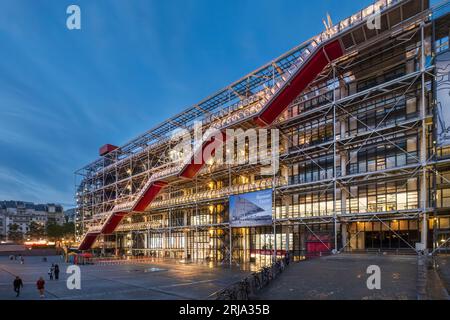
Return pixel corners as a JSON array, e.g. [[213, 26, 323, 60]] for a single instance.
[[0, 0, 418, 207]]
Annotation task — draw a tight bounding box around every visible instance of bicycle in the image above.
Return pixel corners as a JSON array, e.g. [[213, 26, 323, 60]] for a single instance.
[[251, 272, 261, 290], [261, 266, 271, 287], [217, 287, 237, 300], [237, 278, 250, 300]]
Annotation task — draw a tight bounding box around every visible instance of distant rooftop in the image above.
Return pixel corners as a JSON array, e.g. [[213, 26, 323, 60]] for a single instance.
[[0, 200, 63, 212]]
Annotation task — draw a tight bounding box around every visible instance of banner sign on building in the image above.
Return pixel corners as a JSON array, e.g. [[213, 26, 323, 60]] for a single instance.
[[436, 51, 450, 147], [229, 189, 273, 227]]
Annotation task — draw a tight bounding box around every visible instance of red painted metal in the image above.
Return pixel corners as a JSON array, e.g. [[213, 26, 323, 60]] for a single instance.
[[179, 131, 228, 179], [254, 40, 344, 126], [179, 40, 344, 180], [78, 233, 100, 251], [102, 212, 127, 234], [99, 144, 118, 156], [79, 39, 345, 250], [306, 242, 332, 253], [133, 181, 168, 212]]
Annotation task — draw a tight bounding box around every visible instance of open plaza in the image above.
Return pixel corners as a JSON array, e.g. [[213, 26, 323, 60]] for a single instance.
[[0, 253, 448, 300], [2, 0, 450, 305], [0, 255, 249, 300]]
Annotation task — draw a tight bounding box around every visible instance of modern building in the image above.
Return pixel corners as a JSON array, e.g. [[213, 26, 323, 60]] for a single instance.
[[75, 0, 450, 265], [0, 201, 65, 240]]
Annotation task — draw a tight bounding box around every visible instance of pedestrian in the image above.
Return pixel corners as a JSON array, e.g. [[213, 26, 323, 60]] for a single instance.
[[13, 276, 23, 297], [285, 251, 290, 266], [20, 256, 24, 264], [48, 264, 54, 280], [54, 264, 60, 280], [36, 277, 45, 298]]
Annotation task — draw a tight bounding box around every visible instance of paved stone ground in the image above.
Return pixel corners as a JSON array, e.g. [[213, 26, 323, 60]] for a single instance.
[[436, 255, 450, 296], [256, 254, 418, 300], [0, 256, 249, 300]]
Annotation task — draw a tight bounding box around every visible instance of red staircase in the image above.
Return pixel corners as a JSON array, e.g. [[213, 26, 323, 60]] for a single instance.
[[78, 39, 345, 251]]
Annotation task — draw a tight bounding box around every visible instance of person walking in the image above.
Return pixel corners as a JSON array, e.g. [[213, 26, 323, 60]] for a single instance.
[[54, 264, 60, 280], [48, 264, 54, 280], [285, 251, 290, 266], [36, 277, 45, 298], [13, 276, 23, 297]]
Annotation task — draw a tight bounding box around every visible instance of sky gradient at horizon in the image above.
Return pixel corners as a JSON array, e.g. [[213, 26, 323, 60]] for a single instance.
[[0, 0, 393, 207]]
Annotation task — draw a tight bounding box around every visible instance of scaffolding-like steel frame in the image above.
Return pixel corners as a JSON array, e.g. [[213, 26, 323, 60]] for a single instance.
[[75, 0, 450, 262]]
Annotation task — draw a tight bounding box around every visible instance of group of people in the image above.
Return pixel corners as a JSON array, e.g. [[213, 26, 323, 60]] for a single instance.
[[9, 254, 25, 264], [48, 263, 60, 280], [13, 276, 46, 299], [12, 262, 61, 298]]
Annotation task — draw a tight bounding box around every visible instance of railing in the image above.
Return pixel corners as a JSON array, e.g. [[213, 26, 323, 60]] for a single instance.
[[115, 178, 285, 231], [173, 0, 399, 173], [211, 256, 292, 300], [80, 0, 403, 179], [192, 0, 404, 133], [90, 256, 163, 266], [117, 221, 165, 232], [78, 0, 406, 240], [150, 177, 286, 209]]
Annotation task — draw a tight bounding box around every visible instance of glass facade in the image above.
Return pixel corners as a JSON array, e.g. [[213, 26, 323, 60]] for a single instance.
[[77, 1, 450, 264]]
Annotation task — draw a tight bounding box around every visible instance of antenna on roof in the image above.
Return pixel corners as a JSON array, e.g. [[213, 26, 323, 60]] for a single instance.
[[322, 12, 334, 31]]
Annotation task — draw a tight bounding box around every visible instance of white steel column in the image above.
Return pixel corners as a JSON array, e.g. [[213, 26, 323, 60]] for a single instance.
[[333, 64, 338, 252], [420, 22, 428, 250], [229, 225, 232, 266], [273, 163, 277, 262], [229, 165, 232, 266], [184, 211, 188, 259]]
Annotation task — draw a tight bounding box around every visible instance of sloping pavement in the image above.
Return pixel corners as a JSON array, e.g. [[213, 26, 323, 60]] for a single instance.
[[255, 254, 417, 300]]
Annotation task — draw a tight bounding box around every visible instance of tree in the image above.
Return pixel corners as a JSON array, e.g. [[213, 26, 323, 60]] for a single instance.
[[46, 223, 64, 240], [7, 224, 23, 243], [63, 222, 75, 240], [46, 222, 75, 241], [27, 221, 46, 240]]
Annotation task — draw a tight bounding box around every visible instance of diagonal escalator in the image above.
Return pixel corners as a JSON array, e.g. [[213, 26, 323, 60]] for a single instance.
[[78, 0, 413, 250]]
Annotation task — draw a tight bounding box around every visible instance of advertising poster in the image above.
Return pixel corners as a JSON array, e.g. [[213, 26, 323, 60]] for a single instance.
[[436, 50, 450, 147], [229, 189, 273, 227]]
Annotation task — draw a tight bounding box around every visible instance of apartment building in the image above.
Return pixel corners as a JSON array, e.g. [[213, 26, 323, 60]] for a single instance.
[[0, 201, 65, 240]]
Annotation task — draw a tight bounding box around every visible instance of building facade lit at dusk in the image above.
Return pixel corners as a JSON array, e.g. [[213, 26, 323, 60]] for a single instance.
[[75, 0, 450, 266]]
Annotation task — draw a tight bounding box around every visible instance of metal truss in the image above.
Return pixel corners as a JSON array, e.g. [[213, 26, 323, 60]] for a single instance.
[[75, 0, 450, 258]]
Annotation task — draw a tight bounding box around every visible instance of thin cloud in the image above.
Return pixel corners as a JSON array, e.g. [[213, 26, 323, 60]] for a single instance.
[[0, 166, 73, 205]]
